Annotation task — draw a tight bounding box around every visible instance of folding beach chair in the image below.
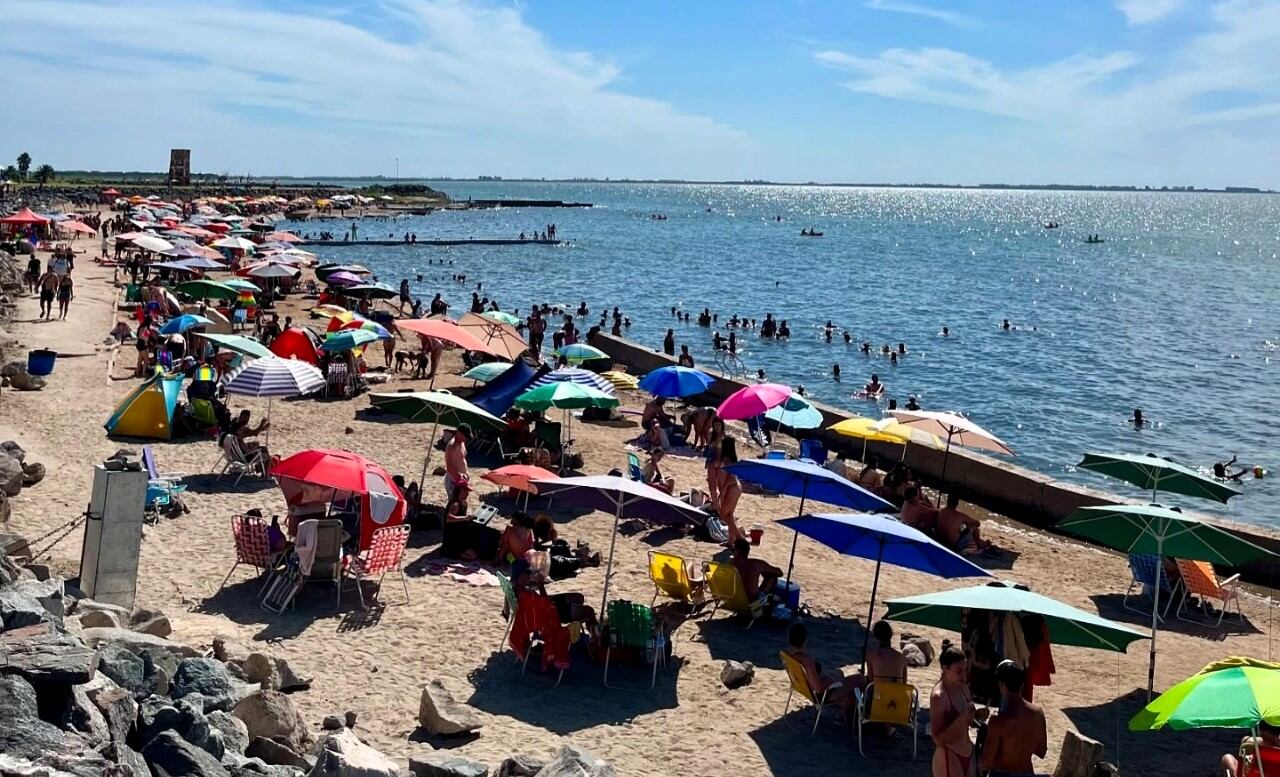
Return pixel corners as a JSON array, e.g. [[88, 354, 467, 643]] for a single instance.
[[1238, 744, 1280, 777], [1175, 558, 1243, 627], [141, 445, 187, 518], [702, 560, 755, 626], [1124, 554, 1180, 622], [508, 590, 571, 686], [343, 524, 411, 609], [495, 572, 519, 653], [627, 452, 644, 482], [219, 514, 275, 592], [855, 680, 919, 759], [216, 435, 268, 484], [603, 600, 666, 690], [779, 650, 844, 738], [648, 551, 696, 606], [262, 518, 345, 612]]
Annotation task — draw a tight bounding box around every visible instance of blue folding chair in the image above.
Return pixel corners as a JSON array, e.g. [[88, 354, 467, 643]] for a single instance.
[[799, 439, 827, 464], [1124, 554, 1180, 621]]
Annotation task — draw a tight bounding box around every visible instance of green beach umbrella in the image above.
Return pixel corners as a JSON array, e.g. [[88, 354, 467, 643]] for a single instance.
[[200, 333, 274, 359], [883, 581, 1148, 653], [370, 390, 505, 483], [220, 278, 262, 293], [1130, 657, 1280, 731], [480, 310, 521, 327], [1079, 452, 1241, 504], [555, 343, 609, 364], [176, 279, 240, 302], [515, 382, 619, 470], [462, 362, 513, 384], [1059, 503, 1273, 697], [321, 328, 381, 352]]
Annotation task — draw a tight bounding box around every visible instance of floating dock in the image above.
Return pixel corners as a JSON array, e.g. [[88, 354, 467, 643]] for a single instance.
[[296, 238, 566, 247]]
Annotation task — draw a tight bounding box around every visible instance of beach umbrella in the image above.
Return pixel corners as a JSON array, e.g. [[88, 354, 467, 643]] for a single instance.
[[264, 231, 302, 242], [321, 328, 381, 352], [369, 390, 505, 483], [345, 284, 394, 299], [717, 383, 792, 420], [482, 463, 559, 509], [326, 271, 363, 287], [315, 264, 370, 282], [556, 343, 609, 364], [220, 278, 262, 293], [398, 318, 498, 357], [599, 370, 640, 391], [174, 255, 228, 270], [199, 333, 273, 359], [885, 581, 1148, 652], [829, 416, 944, 460], [778, 512, 992, 666], [515, 382, 619, 468], [1130, 657, 1280, 733], [57, 220, 96, 235], [462, 362, 513, 384], [529, 367, 616, 396], [638, 365, 715, 398], [1078, 452, 1241, 504], [529, 475, 708, 612], [176, 280, 240, 302], [337, 318, 393, 341], [725, 457, 894, 585], [457, 313, 527, 361], [890, 409, 1013, 495], [1058, 503, 1272, 696], [0, 208, 50, 225], [223, 356, 324, 448], [247, 263, 299, 279], [269, 449, 404, 551], [480, 310, 521, 327], [765, 393, 824, 430], [311, 304, 349, 319], [133, 235, 174, 253], [159, 313, 213, 335], [212, 236, 256, 251]]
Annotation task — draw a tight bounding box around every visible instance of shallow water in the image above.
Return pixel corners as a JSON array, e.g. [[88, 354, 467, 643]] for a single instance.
[[283, 182, 1280, 527]]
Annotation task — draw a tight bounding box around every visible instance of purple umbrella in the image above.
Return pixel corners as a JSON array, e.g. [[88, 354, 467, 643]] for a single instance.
[[531, 475, 709, 612], [327, 271, 362, 287]]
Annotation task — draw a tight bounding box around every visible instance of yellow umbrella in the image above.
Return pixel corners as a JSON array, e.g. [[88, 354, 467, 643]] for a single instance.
[[828, 416, 943, 460], [311, 304, 348, 319], [599, 370, 639, 390]]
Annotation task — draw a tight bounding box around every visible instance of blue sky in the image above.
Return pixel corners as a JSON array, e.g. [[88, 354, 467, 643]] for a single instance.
[[5, 0, 1280, 186]]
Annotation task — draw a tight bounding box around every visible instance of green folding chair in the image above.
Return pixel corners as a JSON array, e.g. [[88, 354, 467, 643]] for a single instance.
[[496, 572, 518, 653], [603, 600, 666, 690]]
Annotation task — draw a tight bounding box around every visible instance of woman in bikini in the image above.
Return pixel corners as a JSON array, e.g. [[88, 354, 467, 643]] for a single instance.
[[931, 646, 979, 777], [704, 417, 726, 507], [715, 436, 744, 544]]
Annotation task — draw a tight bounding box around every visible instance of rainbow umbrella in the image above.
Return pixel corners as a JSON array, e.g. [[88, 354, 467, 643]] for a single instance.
[[1130, 657, 1280, 732], [339, 318, 393, 340]]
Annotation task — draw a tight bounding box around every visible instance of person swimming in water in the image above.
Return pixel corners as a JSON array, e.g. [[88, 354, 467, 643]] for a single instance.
[[898, 342, 908, 354], [861, 341, 872, 355], [890, 352, 899, 364], [865, 373, 884, 395], [1213, 456, 1249, 483], [1002, 319, 1012, 331], [941, 326, 950, 336], [906, 395, 921, 411], [1133, 408, 1146, 429], [832, 363, 841, 381]]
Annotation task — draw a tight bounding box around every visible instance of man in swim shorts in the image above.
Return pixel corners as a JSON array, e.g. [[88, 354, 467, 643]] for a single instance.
[[979, 661, 1047, 777]]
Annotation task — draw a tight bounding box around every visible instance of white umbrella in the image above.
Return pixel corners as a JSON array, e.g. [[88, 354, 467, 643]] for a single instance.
[[889, 409, 1013, 497], [132, 235, 174, 253], [223, 357, 324, 448], [248, 263, 299, 279], [212, 236, 257, 251]]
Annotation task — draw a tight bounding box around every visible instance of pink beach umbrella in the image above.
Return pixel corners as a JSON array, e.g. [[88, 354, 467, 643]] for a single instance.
[[716, 383, 793, 420]]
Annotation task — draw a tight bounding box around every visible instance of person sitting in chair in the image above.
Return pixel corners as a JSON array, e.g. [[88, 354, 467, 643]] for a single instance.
[[731, 538, 781, 605], [230, 409, 270, 461], [641, 448, 676, 494], [512, 549, 597, 630], [785, 621, 853, 718]]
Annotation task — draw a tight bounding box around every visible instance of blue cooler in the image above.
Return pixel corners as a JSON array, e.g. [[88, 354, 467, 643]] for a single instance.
[[26, 349, 57, 376], [776, 580, 802, 611]]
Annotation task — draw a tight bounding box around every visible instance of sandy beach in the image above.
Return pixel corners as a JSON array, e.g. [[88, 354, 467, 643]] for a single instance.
[[2, 215, 1276, 777]]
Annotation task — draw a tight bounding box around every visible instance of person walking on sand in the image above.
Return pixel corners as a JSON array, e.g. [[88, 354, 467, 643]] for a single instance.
[[57, 272, 73, 320], [37, 268, 59, 320]]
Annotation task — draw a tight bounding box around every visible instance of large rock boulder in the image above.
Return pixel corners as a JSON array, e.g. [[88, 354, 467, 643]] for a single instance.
[[242, 652, 312, 693], [1053, 730, 1106, 777], [208, 709, 250, 757], [0, 453, 23, 495], [142, 730, 232, 777], [78, 609, 121, 629], [232, 690, 309, 754], [0, 674, 90, 764], [10, 578, 66, 618], [8, 371, 47, 392], [80, 626, 201, 659], [719, 660, 754, 689], [96, 642, 148, 698], [172, 657, 237, 711], [417, 679, 482, 736], [86, 680, 138, 751], [533, 746, 615, 777], [0, 588, 47, 629], [21, 462, 45, 487], [129, 611, 171, 639], [245, 737, 310, 770], [0, 623, 98, 684], [900, 633, 935, 667], [493, 756, 544, 777], [1, 441, 26, 463], [408, 754, 489, 777], [308, 729, 401, 777]]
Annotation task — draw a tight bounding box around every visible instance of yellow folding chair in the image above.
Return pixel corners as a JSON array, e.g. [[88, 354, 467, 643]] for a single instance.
[[779, 651, 843, 737], [649, 551, 695, 606], [702, 560, 755, 624], [854, 680, 919, 759]]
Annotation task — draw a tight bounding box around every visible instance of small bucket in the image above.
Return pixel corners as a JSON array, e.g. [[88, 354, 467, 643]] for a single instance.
[[26, 349, 57, 376], [749, 526, 764, 546]]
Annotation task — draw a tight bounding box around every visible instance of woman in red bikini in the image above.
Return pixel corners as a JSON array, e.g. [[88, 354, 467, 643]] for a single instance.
[[931, 646, 981, 777]]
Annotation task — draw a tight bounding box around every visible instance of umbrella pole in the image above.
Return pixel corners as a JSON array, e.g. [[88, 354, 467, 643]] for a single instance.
[[1147, 537, 1163, 700], [860, 539, 886, 674], [783, 487, 809, 586], [600, 499, 623, 615], [936, 433, 954, 507], [564, 409, 571, 473], [419, 419, 441, 487], [861, 438, 868, 462], [264, 395, 272, 451]]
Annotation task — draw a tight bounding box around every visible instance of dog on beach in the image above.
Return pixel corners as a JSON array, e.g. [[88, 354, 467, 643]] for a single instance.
[[393, 350, 413, 373]]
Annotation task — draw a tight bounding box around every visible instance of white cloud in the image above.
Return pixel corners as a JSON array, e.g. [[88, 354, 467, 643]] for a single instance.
[[1116, 0, 1182, 25], [0, 0, 749, 178], [864, 0, 978, 29]]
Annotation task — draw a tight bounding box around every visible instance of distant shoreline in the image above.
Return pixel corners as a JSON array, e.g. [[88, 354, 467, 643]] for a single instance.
[[35, 172, 1278, 195]]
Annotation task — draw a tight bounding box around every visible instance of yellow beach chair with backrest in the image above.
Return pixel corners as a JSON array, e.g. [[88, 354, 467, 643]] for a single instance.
[[779, 650, 843, 737], [702, 560, 755, 625], [854, 680, 920, 759], [649, 551, 694, 606]]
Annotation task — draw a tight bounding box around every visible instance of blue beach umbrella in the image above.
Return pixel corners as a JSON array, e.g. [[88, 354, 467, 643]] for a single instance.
[[765, 393, 823, 430], [637, 365, 715, 398], [778, 512, 992, 665], [725, 457, 895, 584], [462, 362, 514, 384], [159, 313, 213, 335]]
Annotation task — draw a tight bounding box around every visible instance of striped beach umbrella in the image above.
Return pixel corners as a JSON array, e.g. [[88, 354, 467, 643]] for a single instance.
[[529, 367, 616, 396], [223, 357, 324, 447]]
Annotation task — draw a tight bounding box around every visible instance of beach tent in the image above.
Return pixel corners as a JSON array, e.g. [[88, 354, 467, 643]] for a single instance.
[[468, 360, 548, 417], [104, 374, 184, 440], [269, 327, 321, 365]]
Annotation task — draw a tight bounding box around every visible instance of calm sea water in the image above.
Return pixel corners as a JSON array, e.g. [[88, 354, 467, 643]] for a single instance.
[[283, 182, 1280, 527]]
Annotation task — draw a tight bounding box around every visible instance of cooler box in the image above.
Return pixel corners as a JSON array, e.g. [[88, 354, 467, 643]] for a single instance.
[[776, 580, 801, 611]]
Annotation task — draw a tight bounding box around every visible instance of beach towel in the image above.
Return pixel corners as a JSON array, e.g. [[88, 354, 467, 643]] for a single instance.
[[625, 439, 702, 459], [420, 559, 499, 587], [295, 519, 319, 576]]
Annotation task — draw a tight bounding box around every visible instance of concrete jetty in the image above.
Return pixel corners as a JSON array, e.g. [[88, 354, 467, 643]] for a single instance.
[[296, 238, 567, 247]]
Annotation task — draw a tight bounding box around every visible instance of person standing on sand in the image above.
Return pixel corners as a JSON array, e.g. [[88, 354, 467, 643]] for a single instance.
[[980, 661, 1047, 777], [37, 268, 59, 320], [444, 423, 471, 516], [931, 646, 981, 777], [57, 272, 73, 320]]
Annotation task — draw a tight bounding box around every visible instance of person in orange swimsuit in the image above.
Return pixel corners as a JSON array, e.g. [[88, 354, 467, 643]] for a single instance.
[[931, 646, 981, 777]]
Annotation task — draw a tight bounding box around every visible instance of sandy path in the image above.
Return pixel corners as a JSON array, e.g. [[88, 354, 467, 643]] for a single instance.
[[1, 232, 1275, 776]]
